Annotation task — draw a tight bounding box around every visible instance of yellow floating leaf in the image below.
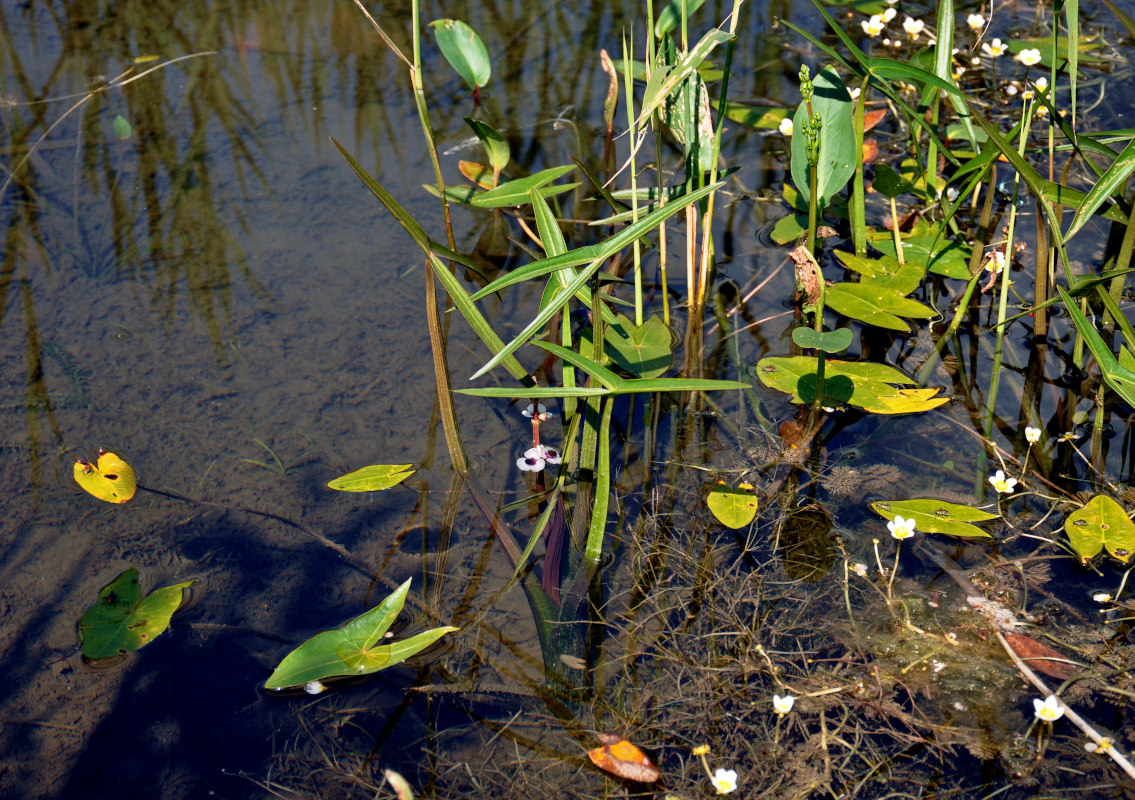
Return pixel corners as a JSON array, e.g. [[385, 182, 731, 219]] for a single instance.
[[873, 388, 949, 415], [73, 449, 137, 504]]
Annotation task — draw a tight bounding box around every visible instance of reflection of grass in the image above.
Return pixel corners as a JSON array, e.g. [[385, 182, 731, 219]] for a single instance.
[[240, 435, 317, 477]]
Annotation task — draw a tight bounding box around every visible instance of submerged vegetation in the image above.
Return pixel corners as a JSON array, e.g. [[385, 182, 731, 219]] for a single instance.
[[8, 0, 1135, 795]]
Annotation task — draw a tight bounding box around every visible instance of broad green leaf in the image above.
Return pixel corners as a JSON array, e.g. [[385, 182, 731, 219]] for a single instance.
[[464, 118, 510, 173], [826, 282, 936, 332], [870, 499, 996, 539], [756, 357, 946, 414], [1063, 135, 1135, 243], [707, 482, 759, 529], [791, 326, 853, 353], [327, 465, 415, 492], [790, 66, 855, 208], [869, 222, 972, 280], [79, 567, 195, 659], [658, 39, 716, 173], [429, 19, 491, 89], [1064, 495, 1135, 563], [113, 114, 132, 141], [721, 101, 787, 130], [602, 314, 673, 378], [265, 579, 458, 690], [73, 449, 137, 504]]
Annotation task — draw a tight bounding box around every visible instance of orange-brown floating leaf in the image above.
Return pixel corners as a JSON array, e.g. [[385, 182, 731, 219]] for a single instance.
[[1003, 632, 1079, 680], [458, 160, 494, 190], [863, 108, 888, 132], [587, 733, 660, 782], [861, 136, 880, 165]]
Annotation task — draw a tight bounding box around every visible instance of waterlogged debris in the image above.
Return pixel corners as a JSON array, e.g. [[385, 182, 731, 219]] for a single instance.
[[73, 449, 137, 503], [587, 734, 660, 783], [265, 579, 457, 690], [1064, 495, 1135, 563], [78, 567, 195, 660], [327, 464, 415, 492]]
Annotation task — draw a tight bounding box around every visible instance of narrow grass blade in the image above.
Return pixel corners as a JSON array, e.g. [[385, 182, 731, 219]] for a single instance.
[[1058, 285, 1135, 408], [1063, 136, 1135, 243]]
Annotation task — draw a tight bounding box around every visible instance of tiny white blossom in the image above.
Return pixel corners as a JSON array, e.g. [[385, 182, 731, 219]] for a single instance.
[[1093, 592, 1113, 603], [946, 186, 960, 202], [522, 402, 549, 421], [1086, 738, 1113, 753], [982, 38, 1008, 57], [966, 13, 985, 32], [779, 117, 794, 136], [517, 453, 546, 472], [1033, 695, 1065, 722], [1025, 426, 1041, 443], [902, 17, 925, 39], [1034, 76, 1049, 93], [711, 768, 739, 794], [773, 694, 795, 715], [862, 15, 886, 37], [852, 562, 869, 577], [304, 681, 327, 695], [971, 56, 982, 66], [985, 250, 1006, 274], [1006, 81, 1020, 96], [882, 7, 898, 22], [887, 515, 916, 540], [989, 469, 1018, 494], [1016, 48, 1042, 66]]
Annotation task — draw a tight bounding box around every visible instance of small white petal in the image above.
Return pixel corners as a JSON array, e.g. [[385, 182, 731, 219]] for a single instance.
[[304, 681, 327, 695]]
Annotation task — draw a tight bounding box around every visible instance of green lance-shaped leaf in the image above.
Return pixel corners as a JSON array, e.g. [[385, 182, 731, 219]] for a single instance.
[[1063, 135, 1135, 244], [707, 482, 759, 529], [871, 499, 997, 539], [1058, 286, 1135, 409], [468, 165, 577, 208], [327, 465, 415, 492], [78, 567, 196, 659], [1065, 495, 1135, 564], [790, 66, 855, 209], [265, 579, 458, 690], [654, 0, 707, 36], [429, 19, 491, 90], [825, 282, 936, 333]]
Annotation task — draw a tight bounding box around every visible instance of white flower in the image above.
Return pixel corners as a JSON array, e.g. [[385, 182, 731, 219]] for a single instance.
[[1006, 81, 1020, 96], [902, 17, 925, 39], [711, 767, 738, 794], [946, 186, 960, 202], [852, 562, 869, 577], [966, 13, 985, 32], [1016, 48, 1042, 66], [970, 56, 982, 66], [779, 117, 794, 136], [517, 452, 546, 472], [533, 444, 561, 464], [304, 681, 327, 695], [882, 7, 897, 22], [1025, 426, 1041, 443], [773, 694, 795, 715], [1086, 738, 1113, 753], [861, 15, 886, 37], [985, 250, 1006, 274], [1093, 592, 1113, 603], [1034, 76, 1049, 93], [1033, 695, 1065, 722], [522, 402, 549, 421], [989, 469, 1018, 494], [887, 515, 916, 540], [982, 38, 1008, 57], [953, 66, 966, 81]]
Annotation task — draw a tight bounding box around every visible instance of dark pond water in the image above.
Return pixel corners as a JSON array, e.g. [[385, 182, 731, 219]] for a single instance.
[[4, 0, 1135, 797]]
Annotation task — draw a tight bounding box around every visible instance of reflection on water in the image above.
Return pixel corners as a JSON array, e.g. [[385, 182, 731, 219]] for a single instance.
[[2, 0, 1133, 797]]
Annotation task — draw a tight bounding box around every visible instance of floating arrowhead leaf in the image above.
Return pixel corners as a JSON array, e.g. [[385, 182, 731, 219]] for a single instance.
[[78, 567, 196, 659], [756, 357, 946, 414], [603, 314, 673, 378], [825, 282, 936, 332], [73, 449, 137, 504], [1064, 495, 1135, 563], [707, 482, 759, 528], [871, 499, 997, 539], [327, 465, 415, 492], [870, 221, 972, 280], [872, 163, 914, 198], [265, 579, 458, 690]]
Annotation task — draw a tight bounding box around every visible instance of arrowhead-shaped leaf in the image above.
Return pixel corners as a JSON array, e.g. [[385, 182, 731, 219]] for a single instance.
[[78, 567, 195, 659], [327, 465, 415, 492], [707, 482, 759, 528], [1064, 495, 1135, 563], [871, 499, 998, 539]]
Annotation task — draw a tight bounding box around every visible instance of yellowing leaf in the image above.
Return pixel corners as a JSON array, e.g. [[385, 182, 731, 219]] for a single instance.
[[1064, 495, 1135, 563], [327, 464, 415, 492], [707, 481, 759, 528], [874, 388, 951, 414], [73, 449, 137, 504]]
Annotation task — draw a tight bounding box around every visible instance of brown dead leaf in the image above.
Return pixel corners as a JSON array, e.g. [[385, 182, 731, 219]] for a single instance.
[[1003, 632, 1079, 680]]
